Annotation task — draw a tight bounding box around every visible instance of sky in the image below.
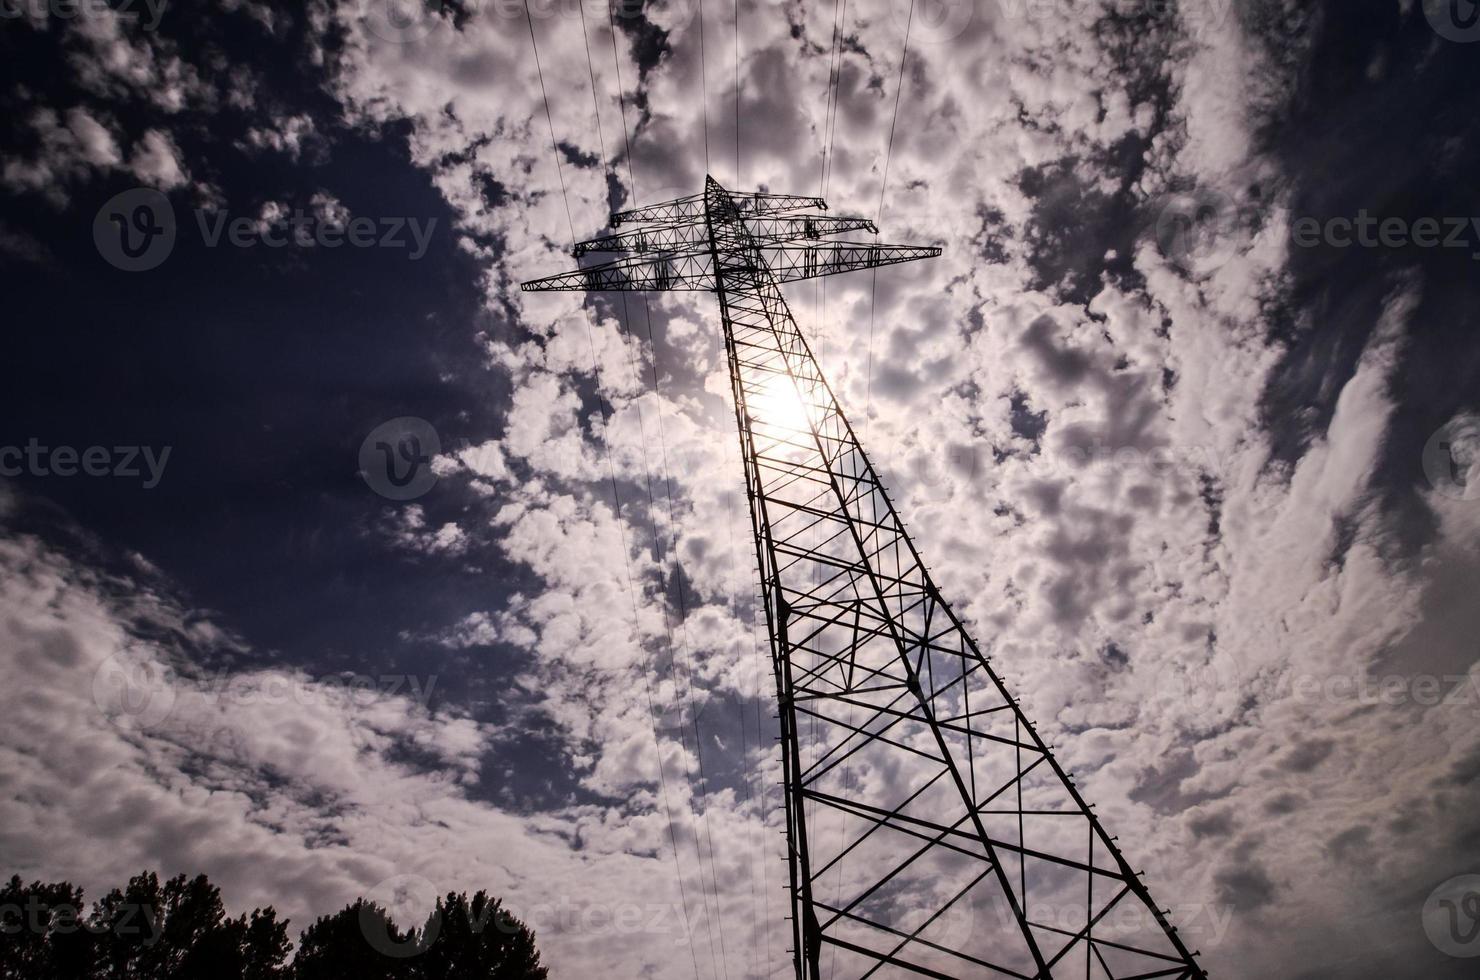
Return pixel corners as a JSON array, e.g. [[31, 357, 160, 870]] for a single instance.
[[2, 0, 1480, 977]]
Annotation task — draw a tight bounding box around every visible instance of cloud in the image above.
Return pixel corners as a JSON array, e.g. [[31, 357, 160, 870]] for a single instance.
[[244, 113, 323, 162], [0, 222, 54, 265], [127, 128, 188, 189], [379, 504, 471, 557], [296, 3, 1480, 975], [6, 1, 1479, 977], [0, 524, 772, 978], [1, 107, 124, 205]]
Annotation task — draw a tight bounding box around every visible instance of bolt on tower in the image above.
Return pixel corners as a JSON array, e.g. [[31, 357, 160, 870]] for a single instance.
[[524, 177, 1206, 980]]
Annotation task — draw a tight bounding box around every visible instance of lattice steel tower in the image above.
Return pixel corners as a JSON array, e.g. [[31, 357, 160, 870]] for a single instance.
[[524, 178, 1206, 980]]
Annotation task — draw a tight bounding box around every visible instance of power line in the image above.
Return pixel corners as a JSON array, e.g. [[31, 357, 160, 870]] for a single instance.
[[726, 6, 772, 975], [525, 8, 709, 977], [698, 0, 711, 172], [577, 0, 609, 186], [813, 0, 848, 385], [526, 2, 574, 247], [874, 0, 913, 227], [646, 351, 732, 980], [733, 0, 741, 188], [601, 14, 730, 973], [606, 0, 639, 204], [591, 12, 746, 977], [818, 0, 846, 199], [866, 0, 914, 436]]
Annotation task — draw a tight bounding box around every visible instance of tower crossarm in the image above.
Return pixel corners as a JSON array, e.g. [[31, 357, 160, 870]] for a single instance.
[[611, 189, 828, 226], [761, 241, 943, 283], [519, 248, 717, 292], [572, 215, 877, 257], [521, 240, 941, 292]]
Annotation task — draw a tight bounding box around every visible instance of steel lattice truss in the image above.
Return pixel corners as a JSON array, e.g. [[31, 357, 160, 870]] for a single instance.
[[523, 178, 1206, 980]]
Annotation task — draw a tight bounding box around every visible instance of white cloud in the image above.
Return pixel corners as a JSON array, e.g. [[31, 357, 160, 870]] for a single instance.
[[5, 1, 1476, 977], [244, 113, 321, 160], [1, 106, 124, 205], [127, 128, 189, 189], [0, 528, 768, 979]]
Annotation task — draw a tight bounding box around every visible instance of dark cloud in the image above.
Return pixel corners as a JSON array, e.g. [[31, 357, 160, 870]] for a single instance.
[[1213, 860, 1277, 912]]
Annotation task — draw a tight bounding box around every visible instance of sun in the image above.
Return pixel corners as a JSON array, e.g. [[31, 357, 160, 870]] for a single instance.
[[748, 372, 813, 435]]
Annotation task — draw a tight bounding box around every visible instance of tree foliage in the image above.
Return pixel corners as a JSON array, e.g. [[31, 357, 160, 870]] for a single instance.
[[0, 872, 547, 980]]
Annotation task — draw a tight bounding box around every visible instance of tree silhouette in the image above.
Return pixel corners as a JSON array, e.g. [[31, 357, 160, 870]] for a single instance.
[[290, 900, 415, 980], [0, 875, 94, 979], [0, 872, 546, 980], [415, 892, 546, 980]]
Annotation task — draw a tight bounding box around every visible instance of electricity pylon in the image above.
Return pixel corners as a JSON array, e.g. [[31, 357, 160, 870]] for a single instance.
[[524, 177, 1206, 980]]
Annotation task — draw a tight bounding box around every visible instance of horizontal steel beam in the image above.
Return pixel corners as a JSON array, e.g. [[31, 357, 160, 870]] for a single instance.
[[572, 214, 877, 256], [521, 242, 941, 292]]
